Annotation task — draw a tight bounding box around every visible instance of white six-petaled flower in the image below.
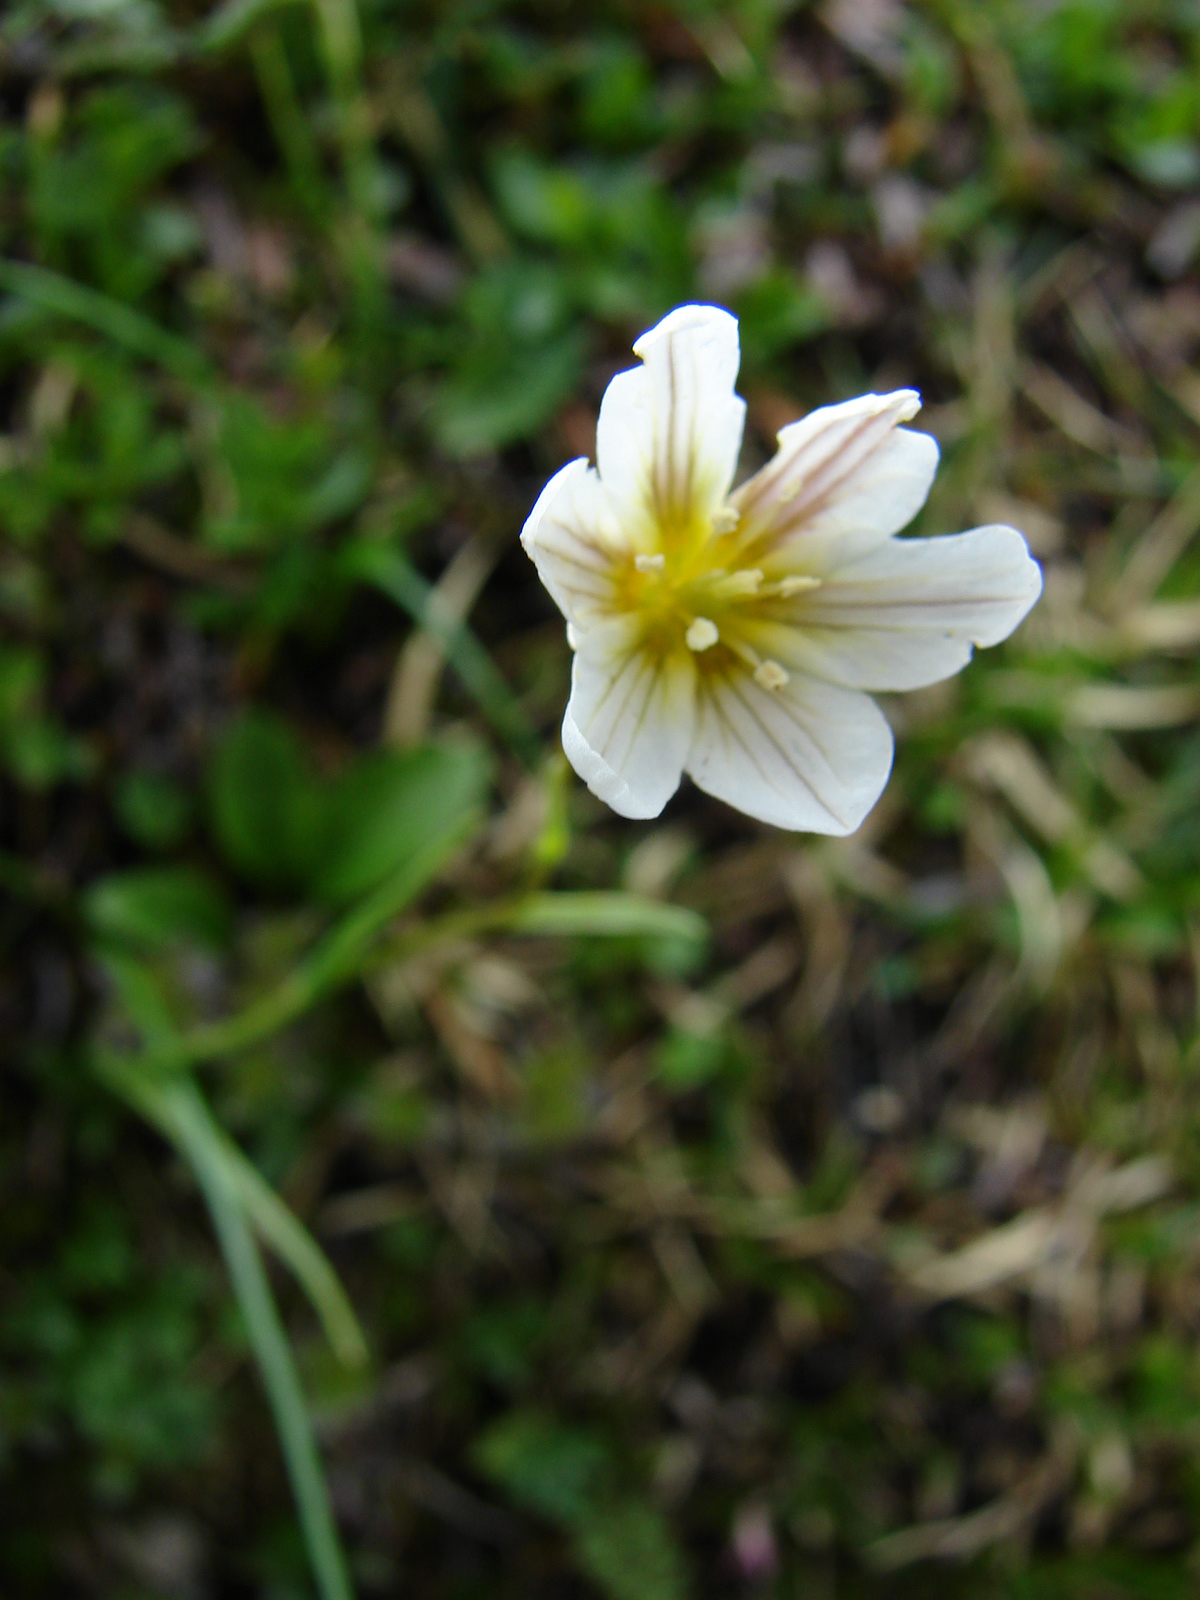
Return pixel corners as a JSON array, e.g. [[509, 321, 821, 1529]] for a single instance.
[[521, 304, 1042, 833]]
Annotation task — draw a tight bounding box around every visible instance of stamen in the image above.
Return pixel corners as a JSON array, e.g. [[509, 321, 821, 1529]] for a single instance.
[[757, 573, 822, 599], [754, 659, 790, 691], [713, 568, 763, 598], [776, 574, 821, 596], [635, 552, 666, 572], [711, 506, 740, 533], [686, 616, 720, 652]]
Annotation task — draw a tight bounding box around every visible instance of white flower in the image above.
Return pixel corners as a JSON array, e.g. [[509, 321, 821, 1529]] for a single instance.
[[521, 304, 1042, 833]]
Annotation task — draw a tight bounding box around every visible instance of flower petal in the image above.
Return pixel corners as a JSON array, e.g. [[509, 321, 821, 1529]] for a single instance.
[[685, 666, 893, 834], [747, 524, 1042, 691], [520, 457, 627, 626], [733, 391, 938, 568], [596, 304, 746, 537], [562, 623, 696, 820]]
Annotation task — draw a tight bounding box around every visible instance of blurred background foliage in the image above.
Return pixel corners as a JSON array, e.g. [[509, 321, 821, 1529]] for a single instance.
[[5, 0, 1200, 1595]]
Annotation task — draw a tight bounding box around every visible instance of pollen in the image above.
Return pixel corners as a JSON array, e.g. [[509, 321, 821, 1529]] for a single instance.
[[686, 616, 720, 651], [635, 552, 666, 572], [754, 659, 789, 690]]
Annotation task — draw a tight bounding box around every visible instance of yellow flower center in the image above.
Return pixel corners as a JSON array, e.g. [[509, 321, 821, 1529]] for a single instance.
[[610, 505, 820, 690]]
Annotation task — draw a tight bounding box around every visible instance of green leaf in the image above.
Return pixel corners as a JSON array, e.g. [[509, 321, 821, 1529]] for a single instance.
[[734, 270, 828, 362], [169, 784, 488, 1068], [197, 396, 367, 555], [432, 259, 586, 454], [491, 150, 593, 247], [655, 1025, 726, 1092], [208, 710, 325, 890], [0, 644, 44, 727], [434, 326, 585, 455], [0, 646, 94, 789], [198, 0, 305, 53], [460, 1299, 548, 1390], [0, 259, 210, 388], [471, 1409, 609, 1527], [4, 718, 96, 789], [314, 741, 490, 905], [113, 769, 193, 851], [575, 1501, 688, 1600], [84, 866, 232, 951]]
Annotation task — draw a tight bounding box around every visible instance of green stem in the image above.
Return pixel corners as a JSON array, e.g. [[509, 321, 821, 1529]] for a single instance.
[[154, 890, 707, 1073], [308, 0, 388, 373], [178, 810, 478, 1066], [312, 0, 362, 102], [250, 24, 333, 225]]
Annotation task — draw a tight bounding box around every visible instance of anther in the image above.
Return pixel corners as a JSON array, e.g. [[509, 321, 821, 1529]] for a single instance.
[[635, 552, 666, 572], [711, 506, 740, 533], [754, 659, 789, 690], [686, 617, 720, 652]]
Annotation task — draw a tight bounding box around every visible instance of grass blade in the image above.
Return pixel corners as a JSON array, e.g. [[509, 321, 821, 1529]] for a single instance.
[[167, 1082, 356, 1600], [0, 259, 213, 386], [219, 1127, 369, 1369], [346, 541, 541, 768], [95, 1058, 356, 1600], [94, 1053, 368, 1367]]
